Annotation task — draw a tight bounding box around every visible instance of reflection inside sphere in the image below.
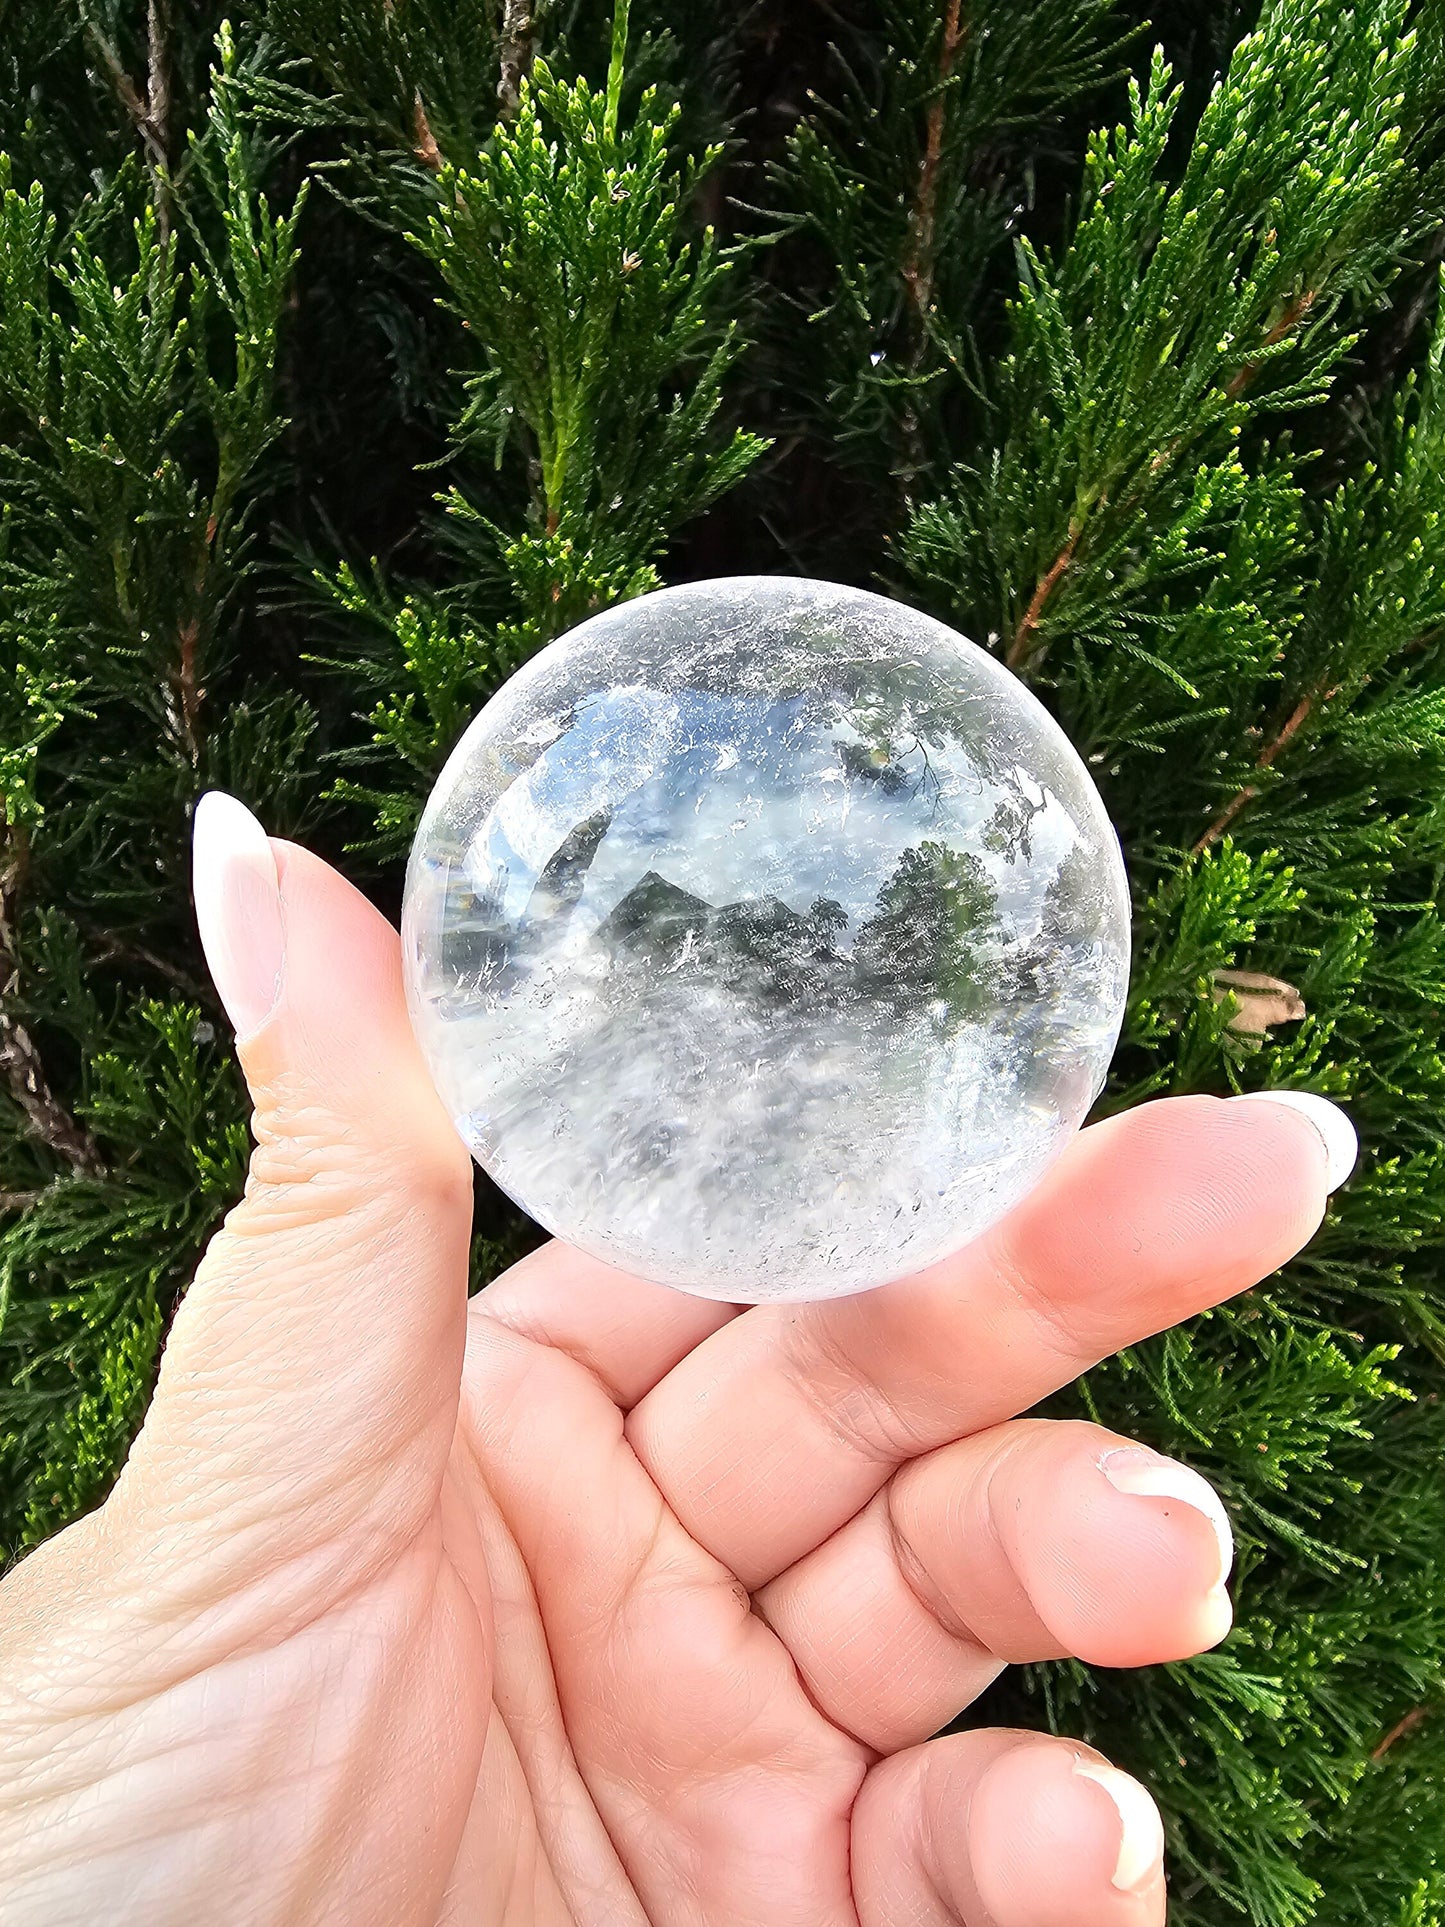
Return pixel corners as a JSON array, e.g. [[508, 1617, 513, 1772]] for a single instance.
[[403, 577, 1130, 1302]]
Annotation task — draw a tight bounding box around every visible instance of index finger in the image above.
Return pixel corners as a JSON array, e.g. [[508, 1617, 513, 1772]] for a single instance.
[[626, 1093, 1343, 1588]]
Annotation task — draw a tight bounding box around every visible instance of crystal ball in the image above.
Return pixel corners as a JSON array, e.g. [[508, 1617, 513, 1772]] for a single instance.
[[402, 577, 1130, 1302]]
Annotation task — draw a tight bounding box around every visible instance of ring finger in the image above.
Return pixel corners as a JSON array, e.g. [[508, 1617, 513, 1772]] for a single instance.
[[756, 1417, 1233, 1754]]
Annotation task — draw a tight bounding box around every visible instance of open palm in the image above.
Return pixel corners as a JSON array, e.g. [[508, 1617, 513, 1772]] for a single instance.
[[0, 815, 1338, 1926]]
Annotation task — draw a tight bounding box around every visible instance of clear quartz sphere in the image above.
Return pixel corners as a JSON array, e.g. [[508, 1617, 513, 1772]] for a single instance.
[[403, 577, 1130, 1303]]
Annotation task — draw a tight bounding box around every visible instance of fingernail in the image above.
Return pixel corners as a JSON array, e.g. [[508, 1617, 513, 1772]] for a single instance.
[[193, 791, 284, 1042], [1100, 1446, 1233, 1588], [1073, 1760, 1166, 1894], [1231, 1090, 1358, 1190]]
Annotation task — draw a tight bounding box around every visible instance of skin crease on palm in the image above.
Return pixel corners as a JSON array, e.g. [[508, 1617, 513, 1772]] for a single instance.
[[0, 794, 1357, 1927]]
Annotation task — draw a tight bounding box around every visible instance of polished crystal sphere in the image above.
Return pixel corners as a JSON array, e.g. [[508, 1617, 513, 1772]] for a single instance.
[[402, 577, 1130, 1302]]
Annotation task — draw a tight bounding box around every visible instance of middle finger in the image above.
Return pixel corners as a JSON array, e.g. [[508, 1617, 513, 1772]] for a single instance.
[[627, 1094, 1334, 1587]]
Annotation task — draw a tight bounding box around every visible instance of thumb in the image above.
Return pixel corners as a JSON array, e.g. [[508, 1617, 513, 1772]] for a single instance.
[[108, 793, 475, 1593]]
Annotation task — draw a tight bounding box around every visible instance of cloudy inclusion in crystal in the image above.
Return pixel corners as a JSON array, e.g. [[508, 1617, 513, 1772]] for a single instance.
[[402, 577, 1130, 1302]]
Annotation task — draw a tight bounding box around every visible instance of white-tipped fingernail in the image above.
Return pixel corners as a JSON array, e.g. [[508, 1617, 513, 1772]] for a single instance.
[[1099, 1446, 1234, 1587], [192, 791, 284, 1042], [1232, 1090, 1358, 1190], [1074, 1761, 1166, 1894]]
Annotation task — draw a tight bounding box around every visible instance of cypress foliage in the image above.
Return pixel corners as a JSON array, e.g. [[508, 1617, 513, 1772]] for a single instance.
[[3, 2, 1445, 1918]]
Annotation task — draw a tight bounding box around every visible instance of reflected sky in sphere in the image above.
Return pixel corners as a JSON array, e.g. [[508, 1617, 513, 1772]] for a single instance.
[[403, 577, 1131, 1302], [476, 683, 1077, 940]]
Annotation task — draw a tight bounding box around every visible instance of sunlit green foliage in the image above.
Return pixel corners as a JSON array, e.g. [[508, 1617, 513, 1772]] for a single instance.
[[4, 2, 1445, 1918]]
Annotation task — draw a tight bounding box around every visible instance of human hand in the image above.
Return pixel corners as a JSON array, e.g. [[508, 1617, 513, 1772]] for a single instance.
[[0, 794, 1353, 1926]]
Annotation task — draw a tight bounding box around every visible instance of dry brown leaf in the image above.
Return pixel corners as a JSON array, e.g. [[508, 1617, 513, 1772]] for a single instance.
[[1211, 968, 1307, 1034]]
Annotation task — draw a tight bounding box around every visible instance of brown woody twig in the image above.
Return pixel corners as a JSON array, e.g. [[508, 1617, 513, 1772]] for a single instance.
[[1193, 689, 1323, 855], [1006, 518, 1082, 671], [1225, 288, 1317, 400], [902, 0, 967, 329], [1372, 1705, 1431, 1761], [896, 1, 967, 486], [86, 3, 172, 237]]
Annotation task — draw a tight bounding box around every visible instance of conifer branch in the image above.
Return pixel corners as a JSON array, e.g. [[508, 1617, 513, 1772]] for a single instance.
[[604, 0, 631, 145], [7, 8, 1445, 1903]]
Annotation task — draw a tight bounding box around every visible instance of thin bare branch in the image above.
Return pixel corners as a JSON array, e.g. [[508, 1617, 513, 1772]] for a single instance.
[[896, 0, 967, 486], [1006, 517, 1081, 671], [176, 617, 202, 766], [902, 0, 967, 329], [1373, 1705, 1431, 1761], [78, 919, 208, 1000], [0, 824, 104, 1179], [1193, 688, 1323, 854], [146, 0, 171, 159], [498, 0, 536, 120], [83, 7, 173, 237]]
